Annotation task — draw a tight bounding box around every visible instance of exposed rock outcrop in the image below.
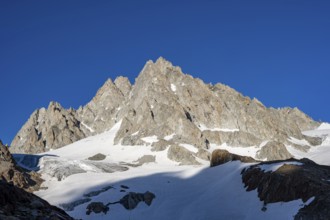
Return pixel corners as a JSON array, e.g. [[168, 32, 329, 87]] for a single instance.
[[210, 149, 256, 167], [85, 191, 156, 215], [77, 77, 131, 136], [167, 145, 200, 165], [10, 102, 85, 153], [256, 141, 292, 161], [11, 57, 321, 162], [241, 158, 330, 220], [87, 153, 106, 161], [0, 140, 42, 191], [0, 140, 72, 219], [86, 202, 109, 215], [210, 150, 330, 219], [0, 180, 73, 220], [117, 191, 156, 210]]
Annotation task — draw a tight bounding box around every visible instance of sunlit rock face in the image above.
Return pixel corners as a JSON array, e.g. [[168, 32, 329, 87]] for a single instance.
[[11, 57, 320, 162]]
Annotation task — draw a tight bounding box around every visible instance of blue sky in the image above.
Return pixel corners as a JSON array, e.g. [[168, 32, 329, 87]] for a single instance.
[[1, 0, 329, 145]]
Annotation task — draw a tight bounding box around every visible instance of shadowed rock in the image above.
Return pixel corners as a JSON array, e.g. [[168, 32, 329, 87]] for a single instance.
[[241, 158, 330, 220], [0, 180, 73, 219], [86, 202, 109, 215], [85, 191, 156, 215], [117, 191, 156, 210]]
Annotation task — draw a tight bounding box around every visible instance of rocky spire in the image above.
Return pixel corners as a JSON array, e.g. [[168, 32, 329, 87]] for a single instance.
[[10, 101, 85, 153]]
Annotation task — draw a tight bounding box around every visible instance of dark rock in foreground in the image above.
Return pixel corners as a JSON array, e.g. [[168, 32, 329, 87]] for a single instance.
[[0, 140, 73, 219], [210, 150, 330, 219], [0, 180, 73, 220], [0, 140, 42, 192], [241, 158, 330, 220]]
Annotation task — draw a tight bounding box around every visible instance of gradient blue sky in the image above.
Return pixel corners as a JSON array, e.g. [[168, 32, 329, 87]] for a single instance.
[[1, 0, 330, 145]]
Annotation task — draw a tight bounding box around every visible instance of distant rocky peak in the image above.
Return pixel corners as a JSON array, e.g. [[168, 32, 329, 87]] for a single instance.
[[114, 76, 132, 97], [137, 57, 182, 81], [130, 58, 185, 105], [11, 58, 321, 161], [10, 100, 85, 154], [92, 78, 116, 103], [47, 101, 64, 111], [155, 57, 181, 73]]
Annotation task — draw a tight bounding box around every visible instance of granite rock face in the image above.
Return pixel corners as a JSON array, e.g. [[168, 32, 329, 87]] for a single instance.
[[256, 141, 293, 161], [11, 57, 320, 162], [77, 77, 131, 136], [11, 102, 85, 153]]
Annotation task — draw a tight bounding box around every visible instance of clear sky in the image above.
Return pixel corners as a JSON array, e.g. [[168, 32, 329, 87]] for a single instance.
[[1, 0, 329, 145]]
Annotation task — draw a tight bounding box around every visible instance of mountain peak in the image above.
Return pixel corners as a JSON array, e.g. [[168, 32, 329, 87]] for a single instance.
[[48, 101, 63, 111], [155, 56, 173, 67], [11, 59, 321, 162], [139, 57, 182, 80]]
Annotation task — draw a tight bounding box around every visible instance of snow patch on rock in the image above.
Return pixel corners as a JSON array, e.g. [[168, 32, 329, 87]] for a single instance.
[[258, 162, 303, 173]]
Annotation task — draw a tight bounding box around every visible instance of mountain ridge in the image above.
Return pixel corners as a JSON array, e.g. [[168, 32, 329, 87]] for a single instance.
[[10, 57, 321, 162]]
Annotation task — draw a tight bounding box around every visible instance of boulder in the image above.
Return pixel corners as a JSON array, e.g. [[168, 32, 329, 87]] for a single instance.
[[87, 153, 106, 161], [210, 149, 256, 167]]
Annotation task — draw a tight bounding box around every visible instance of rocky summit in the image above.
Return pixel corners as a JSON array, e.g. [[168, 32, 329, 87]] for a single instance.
[[11, 57, 320, 162]]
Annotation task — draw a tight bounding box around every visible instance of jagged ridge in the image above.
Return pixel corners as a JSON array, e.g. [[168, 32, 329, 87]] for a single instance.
[[10, 57, 320, 162]]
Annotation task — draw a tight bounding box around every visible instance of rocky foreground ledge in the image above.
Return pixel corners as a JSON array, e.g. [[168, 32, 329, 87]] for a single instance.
[[211, 149, 330, 220], [0, 140, 73, 220], [0, 180, 73, 220]]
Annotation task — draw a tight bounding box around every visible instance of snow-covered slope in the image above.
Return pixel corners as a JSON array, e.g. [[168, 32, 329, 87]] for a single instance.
[[286, 123, 330, 165], [19, 121, 318, 220]]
